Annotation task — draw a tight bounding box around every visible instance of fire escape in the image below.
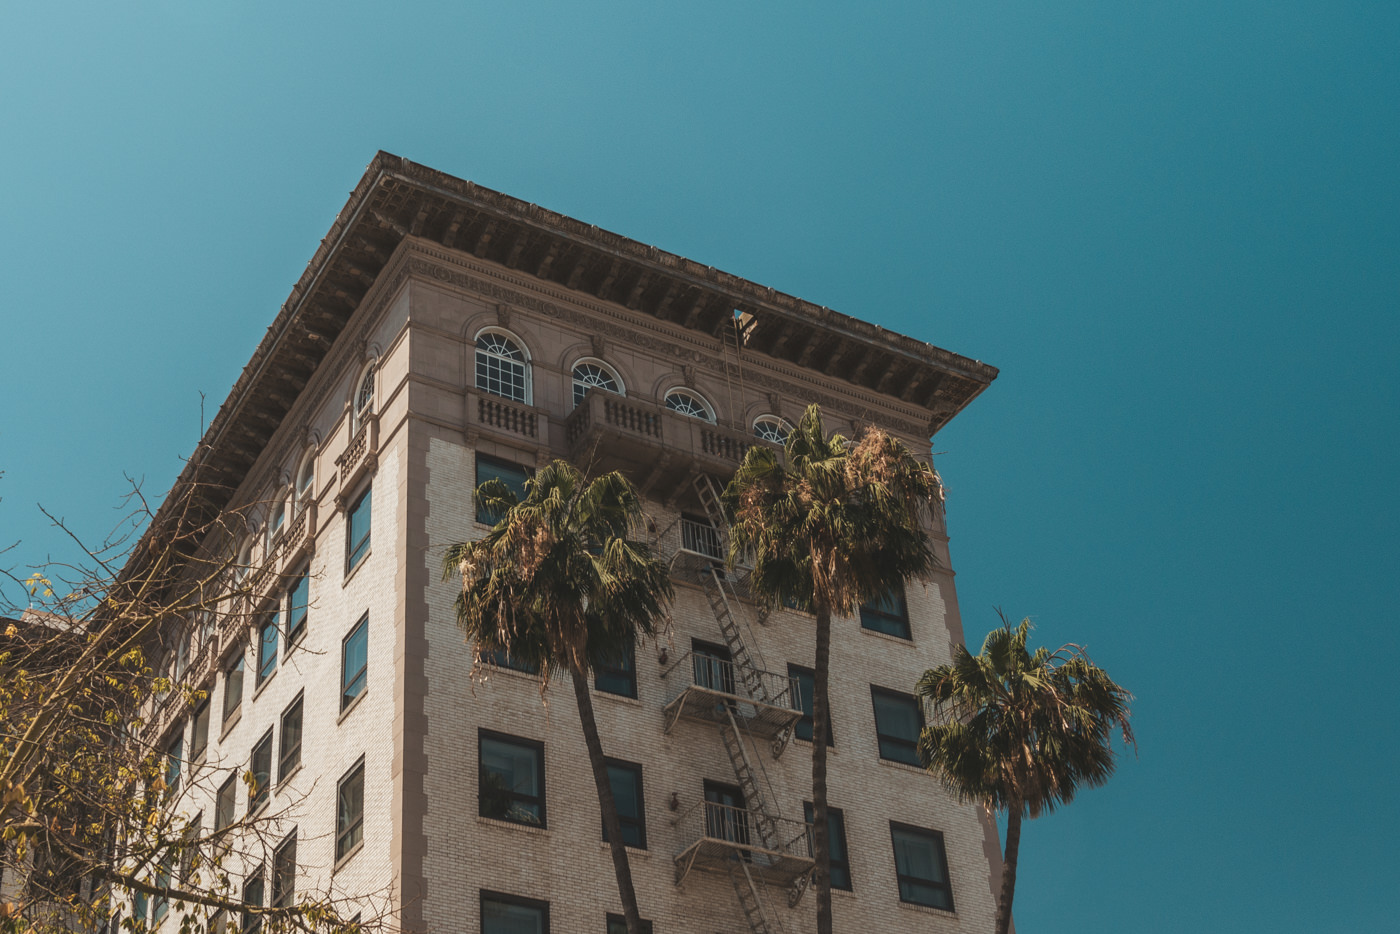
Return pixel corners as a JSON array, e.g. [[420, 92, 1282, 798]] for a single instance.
[[662, 475, 814, 934]]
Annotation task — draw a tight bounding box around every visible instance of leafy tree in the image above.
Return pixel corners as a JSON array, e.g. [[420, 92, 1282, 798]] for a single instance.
[[443, 460, 672, 934], [721, 404, 940, 934], [916, 615, 1135, 934], [0, 483, 377, 934]]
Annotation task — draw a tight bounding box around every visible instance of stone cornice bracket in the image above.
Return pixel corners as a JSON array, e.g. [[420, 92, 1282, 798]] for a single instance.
[[767, 392, 782, 416], [495, 302, 512, 329], [590, 334, 606, 358], [681, 364, 695, 388]]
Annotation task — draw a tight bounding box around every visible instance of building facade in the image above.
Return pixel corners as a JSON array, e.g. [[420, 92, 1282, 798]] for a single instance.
[[141, 154, 1002, 934]]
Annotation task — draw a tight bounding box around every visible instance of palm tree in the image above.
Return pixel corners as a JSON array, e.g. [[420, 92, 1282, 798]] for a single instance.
[[916, 615, 1134, 934], [722, 403, 941, 934], [443, 460, 672, 934]]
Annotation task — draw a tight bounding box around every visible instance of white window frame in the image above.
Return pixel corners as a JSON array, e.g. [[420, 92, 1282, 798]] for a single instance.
[[664, 388, 716, 423], [474, 328, 532, 405], [570, 358, 625, 408]]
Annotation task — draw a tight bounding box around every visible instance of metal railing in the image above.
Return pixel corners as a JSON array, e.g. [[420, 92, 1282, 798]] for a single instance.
[[680, 516, 724, 560], [673, 800, 812, 860], [662, 651, 801, 711]]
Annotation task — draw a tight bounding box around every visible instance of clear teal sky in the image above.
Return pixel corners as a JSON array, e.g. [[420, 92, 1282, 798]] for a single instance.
[[2, 2, 1396, 930]]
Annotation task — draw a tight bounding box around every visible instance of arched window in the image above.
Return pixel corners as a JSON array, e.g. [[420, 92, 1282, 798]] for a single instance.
[[235, 538, 253, 583], [664, 389, 715, 423], [352, 365, 375, 433], [266, 496, 287, 548], [294, 451, 316, 515], [752, 415, 792, 444], [571, 359, 623, 408], [475, 330, 530, 404]]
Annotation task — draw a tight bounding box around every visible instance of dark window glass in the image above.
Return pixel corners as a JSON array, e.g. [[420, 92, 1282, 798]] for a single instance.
[[788, 664, 833, 745], [603, 759, 646, 849], [152, 857, 171, 920], [223, 656, 244, 727], [703, 781, 748, 846], [594, 640, 637, 698], [871, 687, 923, 766], [165, 731, 182, 794], [216, 775, 237, 831], [180, 813, 203, 883], [479, 732, 545, 828], [250, 730, 273, 813], [191, 697, 210, 760], [347, 485, 372, 571], [692, 640, 734, 695], [483, 648, 539, 674], [336, 760, 365, 862], [279, 694, 303, 782], [606, 914, 653, 934], [271, 831, 296, 908], [342, 616, 368, 710], [287, 571, 309, 645], [475, 455, 531, 525], [859, 586, 911, 640], [257, 613, 279, 686], [890, 823, 954, 911], [242, 867, 264, 934], [804, 802, 852, 891], [133, 893, 148, 924], [481, 892, 547, 934]]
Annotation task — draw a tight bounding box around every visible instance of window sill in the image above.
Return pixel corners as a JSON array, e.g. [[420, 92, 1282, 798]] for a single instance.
[[252, 670, 278, 700], [476, 665, 544, 685], [477, 815, 549, 836], [219, 710, 242, 741], [896, 899, 956, 918], [249, 799, 270, 820], [793, 737, 838, 755], [278, 762, 302, 788], [877, 757, 930, 776], [332, 840, 364, 875], [859, 626, 915, 646], [593, 689, 642, 707], [344, 550, 372, 586], [338, 690, 367, 725], [598, 841, 650, 858]]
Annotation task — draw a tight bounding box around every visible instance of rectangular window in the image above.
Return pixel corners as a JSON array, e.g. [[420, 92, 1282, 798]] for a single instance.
[[871, 686, 923, 766], [279, 694, 303, 782], [788, 664, 833, 746], [479, 731, 545, 828], [594, 640, 637, 698], [165, 730, 183, 794], [242, 866, 264, 934], [216, 774, 237, 839], [860, 586, 911, 640], [250, 730, 273, 813], [191, 697, 210, 760], [606, 915, 653, 934], [475, 455, 530, 524], [152, 856, 171, 921], [257, 613, 279, 686], [692, 640, 734, 695], [703, 781, 749, 846], [890, 822, 954, 911], [180, 813, 203, 883], [484, 648, 539, 675], [804, 802, 852, 891], [341, 616, 369, 710], [271, 831, 296, 908], [481, 892, 548, 934], [603, 759, 646, 850], [133, 893, 148, 925], [346, 485, 372, 571], [336, 759, 365, 862], [223, 655, 244, 728], [286, 571, 309, 646]]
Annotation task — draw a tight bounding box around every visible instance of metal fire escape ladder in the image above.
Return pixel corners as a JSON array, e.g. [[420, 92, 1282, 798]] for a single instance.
[[702, 569, 770, 704], [719, 703, 781, 853], [694, 473, 771, 627], [728, 852, 787, 934]]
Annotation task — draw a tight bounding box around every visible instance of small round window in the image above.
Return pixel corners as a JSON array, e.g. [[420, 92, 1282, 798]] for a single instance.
[[752, 415, 792, 444], [664, 389, 715, 422]]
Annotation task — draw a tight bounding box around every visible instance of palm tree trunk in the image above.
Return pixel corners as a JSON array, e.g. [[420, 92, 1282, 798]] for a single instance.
[[811, 602, 833, 934], [570, 667, 645, 934], [995, 806, 1022, 934]]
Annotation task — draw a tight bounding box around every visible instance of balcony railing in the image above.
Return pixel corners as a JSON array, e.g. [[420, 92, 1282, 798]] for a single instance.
[[660, 650, 802, 739], [335, 414, 378, 486], [476, 394, 539, 440], [679, 516, 724, 560], [672, 800, 814, 887]]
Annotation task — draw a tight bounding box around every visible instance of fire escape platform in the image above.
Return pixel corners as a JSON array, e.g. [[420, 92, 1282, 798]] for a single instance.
[[663, 687, 803, 740], [673, 840, 816, 890]]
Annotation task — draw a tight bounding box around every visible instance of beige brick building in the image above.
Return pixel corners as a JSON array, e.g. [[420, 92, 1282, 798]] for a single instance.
[[143, 154, 1003, 934]]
